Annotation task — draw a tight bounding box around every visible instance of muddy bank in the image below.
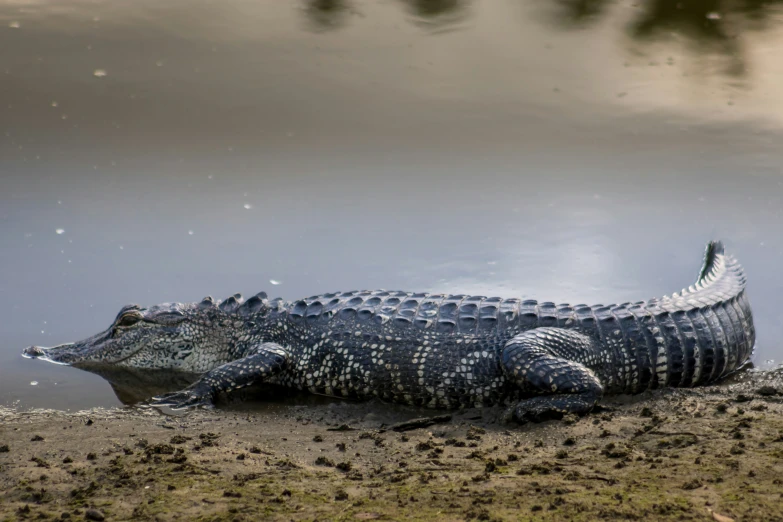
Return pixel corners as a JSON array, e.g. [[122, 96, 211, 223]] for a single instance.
[[2, 371, 783, 522]]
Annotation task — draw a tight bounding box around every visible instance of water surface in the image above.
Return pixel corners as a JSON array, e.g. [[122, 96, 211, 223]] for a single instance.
[[1, 0, 782, 410]]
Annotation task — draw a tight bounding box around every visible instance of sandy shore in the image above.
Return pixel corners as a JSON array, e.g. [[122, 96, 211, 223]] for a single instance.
[[2, 369, 782, 522]]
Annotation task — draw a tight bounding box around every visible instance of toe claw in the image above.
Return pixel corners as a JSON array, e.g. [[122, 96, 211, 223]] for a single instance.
[[148, 389, 212, 411]]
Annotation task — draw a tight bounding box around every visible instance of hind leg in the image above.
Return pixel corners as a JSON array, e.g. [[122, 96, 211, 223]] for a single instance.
[[501, 328, 604, 423]]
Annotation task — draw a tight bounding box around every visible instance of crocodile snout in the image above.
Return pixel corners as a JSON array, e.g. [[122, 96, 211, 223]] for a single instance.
[[22, 346, 48, 359], [22, 343, 78, 365]]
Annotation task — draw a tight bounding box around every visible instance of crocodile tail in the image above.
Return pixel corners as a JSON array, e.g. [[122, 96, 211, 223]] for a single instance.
[[652, 241, 755, 386], [692, 240, 754, 374], [693, 240, 747, 297], [697, 240, 724, 284]]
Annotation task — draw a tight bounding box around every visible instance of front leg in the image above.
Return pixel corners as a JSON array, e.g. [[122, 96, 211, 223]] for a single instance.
[[501, 328, 604, 423], [149, 342, 288, 410]]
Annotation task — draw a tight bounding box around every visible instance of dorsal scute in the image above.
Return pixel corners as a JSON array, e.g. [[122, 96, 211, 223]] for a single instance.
[[219, 293, 244, 313], [237, 292, 271, 316]]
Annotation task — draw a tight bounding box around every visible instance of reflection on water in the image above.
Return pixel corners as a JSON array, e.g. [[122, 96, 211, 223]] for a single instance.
[[301, 0, 783, 78], [71, 364, 200, 406], [304, 0, 471, 31], [628, 0, 783, 42], [1, 0, 782, 411], [303, 0, 353, 32], [553, 0, 783, 77], [398, 0, 471, 30], [302, 0, 783, 41], [70, 363, 342, 412]]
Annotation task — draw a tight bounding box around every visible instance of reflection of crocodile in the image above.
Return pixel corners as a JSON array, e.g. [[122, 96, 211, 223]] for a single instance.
[[23, 241, 754, 422], [70, 364, 201, 406]]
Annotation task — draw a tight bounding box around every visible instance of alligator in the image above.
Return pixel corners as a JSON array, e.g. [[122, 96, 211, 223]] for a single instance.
[[22, 241, 755, 422]]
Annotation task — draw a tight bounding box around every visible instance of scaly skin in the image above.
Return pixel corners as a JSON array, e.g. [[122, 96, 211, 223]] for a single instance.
[[22, 241, 755, 422]]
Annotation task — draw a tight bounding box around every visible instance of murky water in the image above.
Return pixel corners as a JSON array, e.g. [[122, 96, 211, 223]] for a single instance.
[[1, 0, 782, 410]]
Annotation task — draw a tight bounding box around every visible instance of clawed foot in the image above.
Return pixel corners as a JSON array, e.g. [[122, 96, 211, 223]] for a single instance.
[[148, 386, 214, 411], [506, 396, 596, 425], [505, 401, 564, 425]]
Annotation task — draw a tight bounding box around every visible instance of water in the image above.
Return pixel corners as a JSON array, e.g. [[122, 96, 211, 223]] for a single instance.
[[1, 0, 782, 411]]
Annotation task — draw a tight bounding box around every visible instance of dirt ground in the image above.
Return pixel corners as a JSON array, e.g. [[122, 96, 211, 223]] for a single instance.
[[2, 369, 783, 522]]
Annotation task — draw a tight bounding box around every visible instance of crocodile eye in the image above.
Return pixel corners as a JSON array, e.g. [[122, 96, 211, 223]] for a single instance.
[[116, 313, 142, 328]]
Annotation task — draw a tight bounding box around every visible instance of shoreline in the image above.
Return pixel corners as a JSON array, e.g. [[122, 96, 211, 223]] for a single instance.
[[1, 370, 782, 521]]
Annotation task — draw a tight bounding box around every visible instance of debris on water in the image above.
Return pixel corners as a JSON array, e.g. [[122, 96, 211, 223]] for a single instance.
[[243, 203, 253, 210], [188, 230, 194, 236], [706, 12, 721, 20], [156, 60, 164, 67], [93, 69, 107, 77], [270, 279, 282, 285], [55, 229, 65, 235], [30, 381, 38, 386], [51, 101, 58, 108], [9, 21, 20, 29]]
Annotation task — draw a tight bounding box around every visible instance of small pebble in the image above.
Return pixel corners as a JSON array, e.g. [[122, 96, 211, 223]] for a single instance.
[[85, 509, 105, 521]]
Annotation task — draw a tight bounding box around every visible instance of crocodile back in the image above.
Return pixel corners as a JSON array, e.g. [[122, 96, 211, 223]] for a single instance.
[[273, 242, 753, 400]]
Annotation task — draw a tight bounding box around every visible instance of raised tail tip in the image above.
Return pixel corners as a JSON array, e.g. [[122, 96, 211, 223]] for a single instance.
[[698, 240, 725, 283], [706, 240, 725, 257]]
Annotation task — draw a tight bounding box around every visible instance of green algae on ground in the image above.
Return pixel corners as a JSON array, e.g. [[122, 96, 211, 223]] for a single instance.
[[1, 371, 782, 521]]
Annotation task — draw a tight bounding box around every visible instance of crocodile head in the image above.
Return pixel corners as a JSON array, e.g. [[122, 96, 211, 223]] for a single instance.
[[22, 292, 270, 371]]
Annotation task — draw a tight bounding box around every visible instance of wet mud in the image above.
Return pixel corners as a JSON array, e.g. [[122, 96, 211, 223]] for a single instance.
[[1, 369, 782, 521]]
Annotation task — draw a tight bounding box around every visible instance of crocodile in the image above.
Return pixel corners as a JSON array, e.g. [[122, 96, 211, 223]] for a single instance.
[[22, 241, 755, 422]]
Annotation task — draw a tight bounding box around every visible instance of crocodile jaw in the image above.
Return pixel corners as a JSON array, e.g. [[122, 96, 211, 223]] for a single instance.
[[21, 328, 138, 366], [23, 344, 77, 366]]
